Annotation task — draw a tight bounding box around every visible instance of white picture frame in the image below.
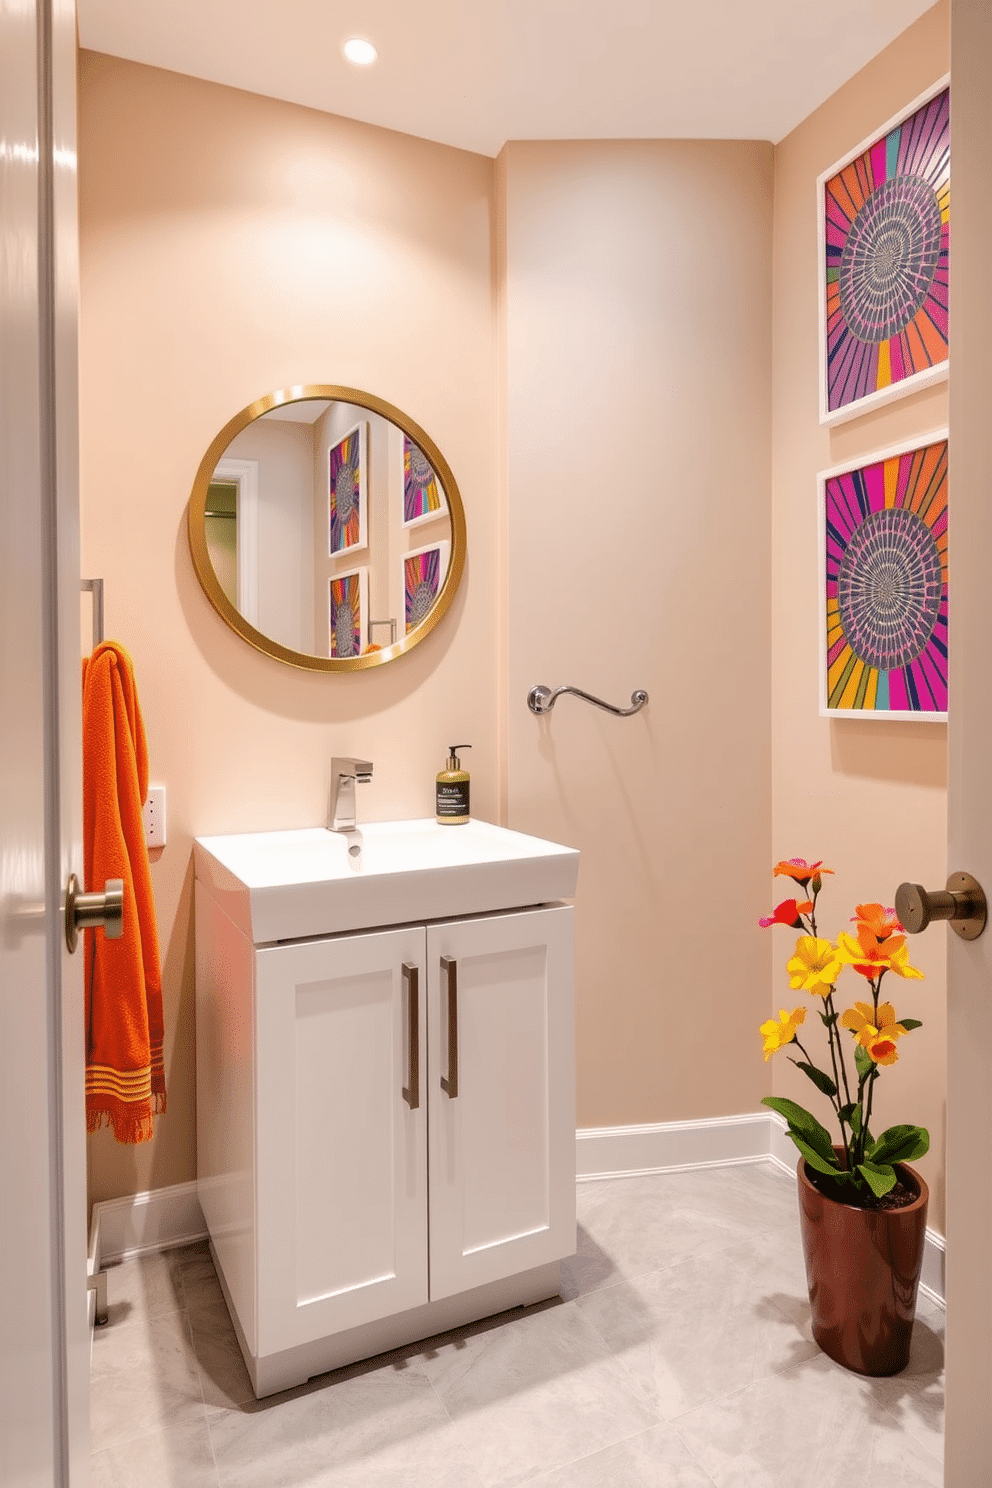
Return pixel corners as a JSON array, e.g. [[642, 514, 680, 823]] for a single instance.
[[818, 430, 948, 721], [328, 564, 370, 659], [328, 421, 369, 556], [399, 433, 448, 532], [817, 75, 949, 428], [400, 540, 451, 636]]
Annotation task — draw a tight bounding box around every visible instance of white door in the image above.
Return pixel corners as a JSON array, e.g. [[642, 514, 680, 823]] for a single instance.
[[0, 0, 88, 1484], [943, 6, 992, 1480], [254, 926, 429, 1354], [427, 907, 576, 1299]]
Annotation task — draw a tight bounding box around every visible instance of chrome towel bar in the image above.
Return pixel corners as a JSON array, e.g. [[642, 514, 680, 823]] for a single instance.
[[81, 578, 104, 648], [527, 683, 648, 717]]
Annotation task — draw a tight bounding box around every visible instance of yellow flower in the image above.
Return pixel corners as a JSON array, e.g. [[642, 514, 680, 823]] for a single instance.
[[759, 1006, 806, 1061], [840, 1001, 907, 1065], [886, 940, 925, 980], [786, 936, 843, 997]]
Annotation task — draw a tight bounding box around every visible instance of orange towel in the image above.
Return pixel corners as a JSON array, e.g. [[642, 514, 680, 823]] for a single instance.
[[82, 641, 165, 1143]]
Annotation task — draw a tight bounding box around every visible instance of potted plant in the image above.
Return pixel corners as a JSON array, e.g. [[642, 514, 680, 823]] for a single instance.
[[759, 857, 929, 1377]]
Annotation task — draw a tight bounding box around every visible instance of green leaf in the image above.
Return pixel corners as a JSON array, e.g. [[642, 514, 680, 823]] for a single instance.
[[789, 1132, 848, 1180], [850, 1104, 863, 1136], [819, 1010, 838, 1028], [900, 1018, 923, 1032], [868, 1125, 930, 1165], [857, 1160, 898, 1199], [792, 1061, 837, 1099], [837, 1102, 857, 1125], [761, 1097, 835, 1161], [854, 1044, 874, 1079]]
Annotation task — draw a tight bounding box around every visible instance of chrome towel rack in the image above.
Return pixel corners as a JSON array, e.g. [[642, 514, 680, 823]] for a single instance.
[[81, 578, 104, 649], [527, 683, 648, 717]]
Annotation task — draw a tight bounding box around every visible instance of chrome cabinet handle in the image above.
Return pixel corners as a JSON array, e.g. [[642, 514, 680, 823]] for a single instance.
[[895, 872, 987, 941], [440, 955, 458, 1099], [64, 873, 124, 954], [401, 963, 420, 1109]]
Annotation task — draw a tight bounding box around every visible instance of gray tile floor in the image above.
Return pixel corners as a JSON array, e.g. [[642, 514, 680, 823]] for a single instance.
[[89, 1161, 945, 1487]]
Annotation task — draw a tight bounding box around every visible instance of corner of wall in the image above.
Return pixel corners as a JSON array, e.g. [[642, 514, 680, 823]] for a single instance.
[[494, 146, 511, 826]]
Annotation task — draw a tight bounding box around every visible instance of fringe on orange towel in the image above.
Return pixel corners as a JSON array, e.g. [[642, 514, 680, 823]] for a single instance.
[[82, 641, 165, 1144]]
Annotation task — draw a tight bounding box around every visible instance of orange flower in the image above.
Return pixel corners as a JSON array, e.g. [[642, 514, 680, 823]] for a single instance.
[[758, 898, 813, 929], [836, 927, 906, 979], [840, 1001, 907, 1065], [852, 903, 903, 942], [773, 858, 833, 891]]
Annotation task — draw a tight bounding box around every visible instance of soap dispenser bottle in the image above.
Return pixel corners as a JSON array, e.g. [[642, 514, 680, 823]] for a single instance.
[[436, 745, 471, 824]]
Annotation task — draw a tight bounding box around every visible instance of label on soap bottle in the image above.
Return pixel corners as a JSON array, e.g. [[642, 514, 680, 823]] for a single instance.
[[436, 780, 470, 818]]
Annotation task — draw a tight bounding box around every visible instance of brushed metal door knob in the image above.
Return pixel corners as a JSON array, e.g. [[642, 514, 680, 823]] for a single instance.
[[64, 873, 124, 954], [895, 872, 987, 941]]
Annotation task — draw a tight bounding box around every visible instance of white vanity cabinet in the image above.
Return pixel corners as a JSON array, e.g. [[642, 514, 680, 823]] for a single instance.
[[252, 923, 430, 1356], [194, 821, 578, 1398], [423, 910, 575, 1299]]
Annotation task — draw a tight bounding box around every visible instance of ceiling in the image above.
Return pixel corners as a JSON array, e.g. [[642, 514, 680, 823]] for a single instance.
[[76, 0, 938, 158]]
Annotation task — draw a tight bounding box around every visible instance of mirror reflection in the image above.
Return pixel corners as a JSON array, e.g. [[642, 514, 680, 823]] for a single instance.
[[188, 387, 465, 672]]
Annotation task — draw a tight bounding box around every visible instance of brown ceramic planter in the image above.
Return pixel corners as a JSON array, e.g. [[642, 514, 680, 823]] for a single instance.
[[797, 1151, 928, 1376]]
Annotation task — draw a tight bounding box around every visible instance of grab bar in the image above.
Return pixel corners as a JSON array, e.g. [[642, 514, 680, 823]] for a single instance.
[[527, 683, 648, 717]]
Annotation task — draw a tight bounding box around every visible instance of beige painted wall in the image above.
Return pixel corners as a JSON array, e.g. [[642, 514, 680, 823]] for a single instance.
[[771, 1, 950, 1231], [78, 53, 498, 1206], [501, 140, 774, 1128], [79, 14, 954, 1225]]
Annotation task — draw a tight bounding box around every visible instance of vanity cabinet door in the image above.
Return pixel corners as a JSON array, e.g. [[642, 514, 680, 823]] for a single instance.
[[426, 906, 576, 1300], [253, 925, 428, 1355]]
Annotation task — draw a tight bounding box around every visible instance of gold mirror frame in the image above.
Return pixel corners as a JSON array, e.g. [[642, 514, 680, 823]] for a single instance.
[[187, 384, 467, 672]]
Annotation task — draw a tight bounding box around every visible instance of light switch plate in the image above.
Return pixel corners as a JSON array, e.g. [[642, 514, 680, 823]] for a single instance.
[[143, 785, 166, 848]]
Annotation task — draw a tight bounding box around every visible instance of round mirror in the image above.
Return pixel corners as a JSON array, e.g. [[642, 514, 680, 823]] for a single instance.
[[187, 385, 466, 671]]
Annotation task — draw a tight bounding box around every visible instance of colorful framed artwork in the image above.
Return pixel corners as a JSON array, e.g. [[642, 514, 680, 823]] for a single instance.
[[328, 566, 369, 659], [401, 434, 448, 530], [329, 422, 368, 555], [818, 78, 949, 426], [819, 433, 948, 720], [402, 541, 450, 635]]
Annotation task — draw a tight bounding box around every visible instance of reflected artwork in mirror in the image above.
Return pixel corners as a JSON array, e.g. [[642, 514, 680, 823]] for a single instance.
[[187, 386, 466, 671]]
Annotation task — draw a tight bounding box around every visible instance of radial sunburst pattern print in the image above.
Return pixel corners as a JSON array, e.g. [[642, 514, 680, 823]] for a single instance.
[[330, 573, 362, 658], [404, 548, 440, 634], [824, 439, 948, 716], [403, 436, 443, 525], [330, 431, 361, 552], [824, 87, 949, 415]]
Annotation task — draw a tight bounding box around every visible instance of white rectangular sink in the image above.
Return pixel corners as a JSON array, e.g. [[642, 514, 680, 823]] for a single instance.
[[194, 818, 580, 943]]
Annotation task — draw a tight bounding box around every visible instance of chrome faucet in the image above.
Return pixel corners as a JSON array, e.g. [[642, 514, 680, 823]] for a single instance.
[[329, 757, 373, 832]]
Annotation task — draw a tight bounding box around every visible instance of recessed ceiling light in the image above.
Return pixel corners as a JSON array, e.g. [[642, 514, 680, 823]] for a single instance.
[[343, 38, 378, 67]]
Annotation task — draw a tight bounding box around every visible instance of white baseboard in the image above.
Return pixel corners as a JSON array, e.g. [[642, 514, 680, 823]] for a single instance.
[[91, 1179, 206, 1269], [576, 1111, 774, 1180], [88, 1117, 945, 1306], [577, 1111, 946, 1306], [919, 1226, 945, 1306]]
